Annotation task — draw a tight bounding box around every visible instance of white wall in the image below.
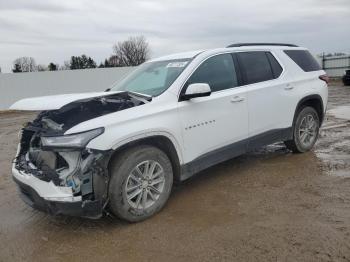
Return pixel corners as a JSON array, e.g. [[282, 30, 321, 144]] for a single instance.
[[0, 67, 135, 110]]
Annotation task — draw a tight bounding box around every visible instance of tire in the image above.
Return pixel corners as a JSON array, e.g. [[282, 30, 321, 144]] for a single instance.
[[108, 145, 173, 222], [343, 79, 350, 86], [285, 106, 320, 153]]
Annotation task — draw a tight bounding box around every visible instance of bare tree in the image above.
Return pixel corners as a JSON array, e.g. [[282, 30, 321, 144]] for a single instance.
[[107, 55, 121, 67], [37, 64, 48, 71], [59, 61, 70, 70], [13, 57, 37, 72], [112, 36, 150, 66]]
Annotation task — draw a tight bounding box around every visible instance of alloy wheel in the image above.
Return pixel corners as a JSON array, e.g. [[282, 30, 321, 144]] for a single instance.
[[298, 114, 317, 148], [125, 160, 165, 210]]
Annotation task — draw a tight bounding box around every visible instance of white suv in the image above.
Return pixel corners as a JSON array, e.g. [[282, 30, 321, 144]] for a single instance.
[[11, 43, 328, 222]]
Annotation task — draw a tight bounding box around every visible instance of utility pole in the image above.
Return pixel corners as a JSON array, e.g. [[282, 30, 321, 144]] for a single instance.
[[322, 52, 325, 70]]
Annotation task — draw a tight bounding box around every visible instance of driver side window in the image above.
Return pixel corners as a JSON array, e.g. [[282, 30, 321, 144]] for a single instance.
[[186, 53, 238, 92]]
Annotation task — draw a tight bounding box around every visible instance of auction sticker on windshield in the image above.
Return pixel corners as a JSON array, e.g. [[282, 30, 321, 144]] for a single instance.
[[166, 62, 188, 68]]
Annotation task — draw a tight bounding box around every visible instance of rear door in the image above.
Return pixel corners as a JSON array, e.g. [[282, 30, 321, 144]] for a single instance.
[[236, 51, 295, 142], [178, 53, 249, 165]]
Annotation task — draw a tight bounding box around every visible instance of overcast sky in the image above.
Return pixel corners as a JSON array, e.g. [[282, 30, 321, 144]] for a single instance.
[[0, 0, 349, 73]]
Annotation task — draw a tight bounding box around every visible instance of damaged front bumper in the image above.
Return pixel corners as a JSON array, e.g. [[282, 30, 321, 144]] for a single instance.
[[12, 143, 112, 219], [12, 172, 103, 218]]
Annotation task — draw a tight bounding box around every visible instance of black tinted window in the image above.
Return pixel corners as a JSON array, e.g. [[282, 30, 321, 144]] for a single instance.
[[266, 52, 283, 78], [237, 52, 274, 84], [186, 54, 238, 92], [284, 50, 321, 72]]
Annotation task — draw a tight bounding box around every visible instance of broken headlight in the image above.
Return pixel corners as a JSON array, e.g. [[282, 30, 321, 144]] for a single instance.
[[41, 127, 104, 149]]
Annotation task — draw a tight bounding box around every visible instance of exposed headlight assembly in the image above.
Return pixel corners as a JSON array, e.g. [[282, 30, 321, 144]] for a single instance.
[[41, 127, 104, 149]]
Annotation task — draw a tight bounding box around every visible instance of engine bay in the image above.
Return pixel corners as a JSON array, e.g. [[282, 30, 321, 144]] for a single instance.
[[14, 92, 147, 203]]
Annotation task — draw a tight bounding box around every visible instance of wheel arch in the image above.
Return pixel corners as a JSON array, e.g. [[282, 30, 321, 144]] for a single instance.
[[108, 135, 182, 182], [293, 94, 324, 127]]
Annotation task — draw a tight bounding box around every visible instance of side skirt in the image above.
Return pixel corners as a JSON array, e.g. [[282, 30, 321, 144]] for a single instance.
[[180, 127, 292, 181]]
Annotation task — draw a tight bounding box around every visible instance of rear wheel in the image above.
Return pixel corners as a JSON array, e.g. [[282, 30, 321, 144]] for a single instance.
[[285, 106, 320, 153], [108, 145, 173, 222]]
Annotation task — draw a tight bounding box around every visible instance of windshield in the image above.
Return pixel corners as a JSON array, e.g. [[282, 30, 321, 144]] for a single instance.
[[110, 58, 191, 96]]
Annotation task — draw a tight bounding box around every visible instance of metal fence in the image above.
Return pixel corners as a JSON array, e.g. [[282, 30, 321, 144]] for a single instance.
[[318, 55, 350, 78]]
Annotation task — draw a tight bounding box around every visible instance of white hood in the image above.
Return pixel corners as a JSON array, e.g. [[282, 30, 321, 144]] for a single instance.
[[9, 91, 122, 111]]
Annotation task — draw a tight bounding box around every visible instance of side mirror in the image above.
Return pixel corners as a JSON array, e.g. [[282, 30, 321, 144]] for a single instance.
[[181, 83, 211, 101], [105, 88, 111, 92]]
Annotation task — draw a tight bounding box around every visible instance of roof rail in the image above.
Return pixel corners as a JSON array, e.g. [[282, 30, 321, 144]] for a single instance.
[[227, 43, 298, 48]]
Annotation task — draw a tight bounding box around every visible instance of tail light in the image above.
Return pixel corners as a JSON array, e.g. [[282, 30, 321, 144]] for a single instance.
[[319, 74, 330, 85]]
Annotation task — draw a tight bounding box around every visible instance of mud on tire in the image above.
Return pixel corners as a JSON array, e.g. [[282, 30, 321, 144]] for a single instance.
[[285, 106, 320, 153]]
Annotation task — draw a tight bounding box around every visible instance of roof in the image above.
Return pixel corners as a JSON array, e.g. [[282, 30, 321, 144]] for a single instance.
[[227, 43, 298, 48], [149, 50, 205, 62], [150, 44, 304, 62]]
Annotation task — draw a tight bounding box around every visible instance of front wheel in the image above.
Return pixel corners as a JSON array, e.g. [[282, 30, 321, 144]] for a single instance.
[[285, 106, 320, 153], [108, 145, 173, 222]]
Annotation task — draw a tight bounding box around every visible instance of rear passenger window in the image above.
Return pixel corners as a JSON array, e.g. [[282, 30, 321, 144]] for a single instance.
[[237, 52, 274, 84], [186, 53, 238, 92], [266, 52, 283, 78], [284, 50, 321, 72]]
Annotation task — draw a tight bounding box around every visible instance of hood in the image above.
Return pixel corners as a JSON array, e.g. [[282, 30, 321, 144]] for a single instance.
[[9, 91, 123, 111], [21, 91, 149, 134]]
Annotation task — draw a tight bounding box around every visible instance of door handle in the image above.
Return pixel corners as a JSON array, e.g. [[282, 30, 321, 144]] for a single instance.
[[230, 96, 245, 103], [284, 84, 294, 90]]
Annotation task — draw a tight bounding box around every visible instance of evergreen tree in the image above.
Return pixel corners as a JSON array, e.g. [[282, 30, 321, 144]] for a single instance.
[[12, 63, 22, 73], [81, 55, 88, 68], [104, 59, 110, 68], [48, 63, 58, 71], [87, 57, 97, 68], [69, 55, 97, 70], [69, 56, 77, 70]]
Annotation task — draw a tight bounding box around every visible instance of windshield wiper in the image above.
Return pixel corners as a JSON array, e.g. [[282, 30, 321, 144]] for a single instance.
[[126, 91, 152, 103]]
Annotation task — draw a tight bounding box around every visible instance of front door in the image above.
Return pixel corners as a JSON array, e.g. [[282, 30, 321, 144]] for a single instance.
[[177, 53, 249, 167]]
